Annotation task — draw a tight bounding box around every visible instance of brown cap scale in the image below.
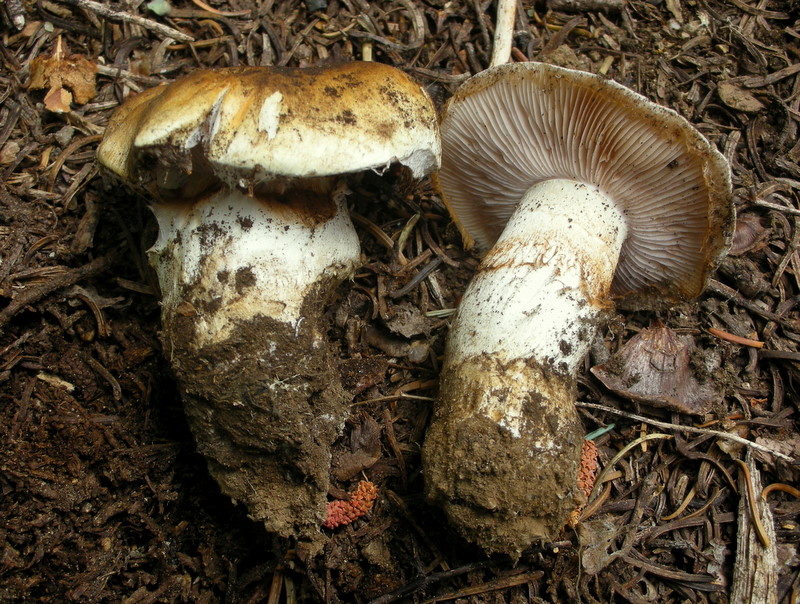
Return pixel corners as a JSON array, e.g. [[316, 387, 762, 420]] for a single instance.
[[97, 62, 440, 548], [422, 62, 733, 556]]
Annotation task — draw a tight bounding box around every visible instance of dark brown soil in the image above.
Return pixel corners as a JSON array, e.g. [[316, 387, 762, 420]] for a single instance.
[[424, 355, 585, 558], [168, 305, 351, 551], [1, 0, 799, 602]]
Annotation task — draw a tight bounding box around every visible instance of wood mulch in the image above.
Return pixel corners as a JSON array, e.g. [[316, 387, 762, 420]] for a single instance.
[[1, 0, 798, 602]]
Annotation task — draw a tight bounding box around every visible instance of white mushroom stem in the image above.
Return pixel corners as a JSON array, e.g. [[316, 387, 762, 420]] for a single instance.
[[446, 178, 628, 421], [490, 0, 517, 67], [148, 187, 361, 350], [423, 179, 628, 555], [144, 186, 362, 542]]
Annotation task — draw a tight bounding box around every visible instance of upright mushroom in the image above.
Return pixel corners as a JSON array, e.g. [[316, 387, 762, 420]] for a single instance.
[[97, 62, 440, 547], [422, 62, 733, 556]]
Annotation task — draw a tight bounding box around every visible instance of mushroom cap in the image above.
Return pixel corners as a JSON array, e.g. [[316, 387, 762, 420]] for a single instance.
[[436, 62, 734, 309], [97, 62, 440, 197]]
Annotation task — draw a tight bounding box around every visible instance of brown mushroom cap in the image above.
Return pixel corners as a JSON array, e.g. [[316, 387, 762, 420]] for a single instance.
[[436, 62, 734, 309], [97, 62, 440, 199]]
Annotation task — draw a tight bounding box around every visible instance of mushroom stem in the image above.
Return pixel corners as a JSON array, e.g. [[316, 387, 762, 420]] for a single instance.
[[423, 179, 627, 556], [149, 185, 360, 348], [149, 186, 361, 543], [490, 0, 517, 67]]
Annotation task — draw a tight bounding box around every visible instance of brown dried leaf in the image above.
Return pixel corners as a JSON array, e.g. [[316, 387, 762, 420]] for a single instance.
[[578, 516, 621, 575], [332, 450, 381, 481], [591, 322, 721, 415], [364, 326, 429, 363], [0, 141, 20, 165], [332, 416, 382, 481], [718, 81, 765, 113], [385, 303, 431, 338], [350, 415, 382, 457], [28, 37, 97, 111], [43, 87, 72, 113], [730, 213, 770, 256]]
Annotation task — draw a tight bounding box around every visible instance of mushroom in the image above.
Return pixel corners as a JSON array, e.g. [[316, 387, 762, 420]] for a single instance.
[[97, 62, 440, 547], [421, 62, 734, 556]]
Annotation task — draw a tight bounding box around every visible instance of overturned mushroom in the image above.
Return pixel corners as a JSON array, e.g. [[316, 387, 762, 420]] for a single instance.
[[422, 62, 733, 556], [97, 62, 440, 547]]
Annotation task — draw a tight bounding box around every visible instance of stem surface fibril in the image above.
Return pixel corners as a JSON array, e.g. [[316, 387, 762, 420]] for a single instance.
[[447, 179, 628, 387]]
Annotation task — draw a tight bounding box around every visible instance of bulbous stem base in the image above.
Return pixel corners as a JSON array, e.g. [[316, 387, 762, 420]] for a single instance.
[[165, 302, 349, 546]]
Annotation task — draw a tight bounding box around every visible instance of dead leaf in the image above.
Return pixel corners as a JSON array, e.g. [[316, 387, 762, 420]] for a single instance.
[[385, 303, 431, 338], [0, 141, 20, 165], [718, 81, 765, 113], [665, 0, 683, 23], [28, 36, 97, 112], [591, 322, 721, 415], [578, 516, 621, 575], [332, 416, 382, 481], [43, 87, 72, 113], [364, 326, 429, 363], [730, 213, 770, 256], [350, 415, 382, 456]]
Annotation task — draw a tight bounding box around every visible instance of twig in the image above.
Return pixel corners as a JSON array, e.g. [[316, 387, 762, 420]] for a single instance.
[[95, 64, 167, 86], [86, 357, 122, 401], [579, 481, 611, 522], [189, 0, 251, 16], [547, 0, 625, 12], [762, 483, 800, 500], [753, 197, 800, 216], [623, 550, 722, 589], [758, 349, 800, 362], [0, 256, 114, 328], [419, 570, 545, 603], [771, 216, 800, 288], [590, 433, 672, 499], [407, 67, 471, 84], [735, 460, 771, 548], [425, 308, 456, 318], [351, 393, 435, 406], [576, 401, 798, 464], [541, 16, 585, 55], [742, 63, 800, 88], [368, 560, 495, 604], [725, 0, 789, 19], [382, 409, 407, 482], [708, 327, 764, 348], [706, 279, 793, 325], [391, 257, 442, 299], [4, 0, 25, 29], [58, 0, 195, 42], [350, 211, 395, 254], [471, 0, 491, 56]]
